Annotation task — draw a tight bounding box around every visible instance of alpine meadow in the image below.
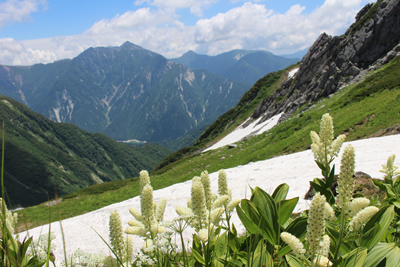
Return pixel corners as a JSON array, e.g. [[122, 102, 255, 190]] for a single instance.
[[1, 0, 400, 266]]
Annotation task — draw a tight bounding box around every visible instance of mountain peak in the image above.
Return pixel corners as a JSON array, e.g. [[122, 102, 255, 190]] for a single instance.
[[121, 41, 142, 50], [252, 0, 400, 123]]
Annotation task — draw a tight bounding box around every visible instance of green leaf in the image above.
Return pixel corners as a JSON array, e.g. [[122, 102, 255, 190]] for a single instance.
[[277, 245, 292, 258], [340, 247, 367, 267], [236, 251, 248, 265], [393, 200, 400, 209], [363, 243, 398, 267], [310, 179, 335, 205], [326, 164, 336, 189], [285, 254, 306, 267], [192, 249, 206, 265], [284, 217, 308, 240], [237, 200, 276, 244], [361, 205, 395, 250], [236, 200, 262, 235], [277, 197, 299, 226], [250, 187, 277, 224], [386, 245, 400, 267], [315, 160, 329, 179], [250, 187, 279, 243], [372, 179, 387, 192], [383, 184, 397, 199], [215, 232, 228, 258], [272, 183, 290, 202], [326, 220, 353, 255], [251, 240, 274, 267]]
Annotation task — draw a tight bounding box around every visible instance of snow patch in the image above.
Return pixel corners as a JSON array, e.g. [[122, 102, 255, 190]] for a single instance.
[[203, 113, 283, 152], [288, 68, 299, 78], [234, 54, 244, 61], [184, 69, 195, 86], [53, 107, 61, 122], [19, 134, 400, 266]]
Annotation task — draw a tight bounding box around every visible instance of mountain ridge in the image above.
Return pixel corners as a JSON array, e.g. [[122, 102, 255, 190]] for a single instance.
[[0, 95, 171, 207], [171, 49, 299, 85], [0, 42, 250, 143]]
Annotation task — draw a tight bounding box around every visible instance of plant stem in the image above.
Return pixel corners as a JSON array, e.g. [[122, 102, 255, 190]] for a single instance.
[[179, 231, 188, 267], [333, 211, 346, 259]]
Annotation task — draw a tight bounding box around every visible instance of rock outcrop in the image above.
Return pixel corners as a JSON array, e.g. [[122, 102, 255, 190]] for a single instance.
[[253, 0, 400, 122]]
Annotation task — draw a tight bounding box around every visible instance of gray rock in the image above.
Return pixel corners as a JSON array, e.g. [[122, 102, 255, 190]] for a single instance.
[[252, 0, 400, 124]]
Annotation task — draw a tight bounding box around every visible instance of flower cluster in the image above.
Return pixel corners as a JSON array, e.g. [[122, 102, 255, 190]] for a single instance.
[[324, 202, 336, 221], [349, 206, 379, 232], [317, 235, 331, 258], [109, 210, 132, 262], [380, 154, 400, 182], [314, 255, 333, 267], [27, 232, 56, 263], [306, 193, 327, 255], [132, 250, 156, 266], [125, 170, 167, 250], [280, 232, 306, 259], [109, 210, 125, 259], [175, 169, 240, 241], [336, 144, 355, 210], [310, 113, 346, 167], [62, 248, 108, 267], [0, 198, 18, 236], [348, 197, 370, 217]]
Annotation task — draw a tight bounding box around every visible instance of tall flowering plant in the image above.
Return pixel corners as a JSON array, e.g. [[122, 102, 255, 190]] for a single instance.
[[305, 114, 398, 266], [174, 170, 241, 267], [309, 113, 346, 205]]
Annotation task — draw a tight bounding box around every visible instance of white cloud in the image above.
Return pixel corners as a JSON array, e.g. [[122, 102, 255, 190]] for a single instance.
[[0, 0, 369, 65], [135, 0, 217, 17], [86, 8, 175, 35], [0, 0, 47, 28], [0, 37, 57, 65], [193, 0, 365, 55]]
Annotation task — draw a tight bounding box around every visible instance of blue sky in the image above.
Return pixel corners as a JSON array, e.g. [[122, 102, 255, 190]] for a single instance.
[[0, 0, 372, 65]]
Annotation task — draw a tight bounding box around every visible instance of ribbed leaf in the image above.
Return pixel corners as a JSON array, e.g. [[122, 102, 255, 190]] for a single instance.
[[251, 239, 274, 267], [340, 247, 367, 267], [192, 249, 206, 265], [372, 179, 386, 192], [386, 245, 400, 267], [326, 164, 336, 189], [285, 254, 306, 267], [236, 200, 262, 235], [215, 232, 228, 258], [363, 243, 398, 267], [277, 197, 299, 226], [237, 199, 276, 244], [284, 217, 308, 240], [272, 183, 289, 202], [310, 178, 335, 205], [361, 205, 394, 250], [250, 187, 279, 243]]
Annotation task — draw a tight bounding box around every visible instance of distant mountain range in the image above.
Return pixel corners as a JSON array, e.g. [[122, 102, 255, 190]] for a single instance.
[[158, 0, 400, 170], [0, 96, 171, 207], [0, 42, 254, 143], [171, 49, 300, 85]]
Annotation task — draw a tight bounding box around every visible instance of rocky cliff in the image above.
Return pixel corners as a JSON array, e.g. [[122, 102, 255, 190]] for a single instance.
[[253, 0, 400, 122]]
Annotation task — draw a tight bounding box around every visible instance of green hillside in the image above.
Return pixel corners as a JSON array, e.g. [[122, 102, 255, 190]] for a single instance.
[[15, 55, 400, 231], [0, 96, 170, 208]]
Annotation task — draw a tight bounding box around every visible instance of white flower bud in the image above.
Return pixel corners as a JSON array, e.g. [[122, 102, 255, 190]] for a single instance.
[[349, 206, 379, 232], [280, 232, 306, 259]]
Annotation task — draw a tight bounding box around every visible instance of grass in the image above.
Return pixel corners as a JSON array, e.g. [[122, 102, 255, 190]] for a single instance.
[[16, 56, 400, 233]]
